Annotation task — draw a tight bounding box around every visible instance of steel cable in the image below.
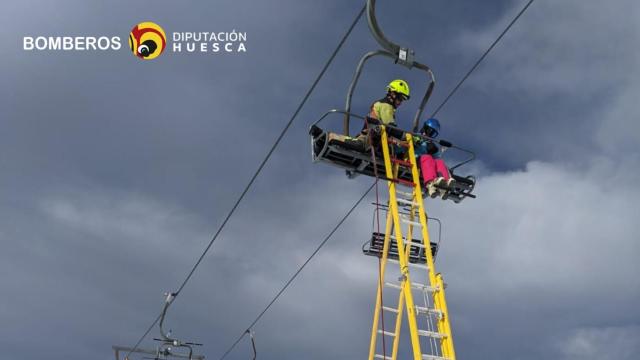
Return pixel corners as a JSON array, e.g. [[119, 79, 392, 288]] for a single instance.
[[123, 4, 367, 359]]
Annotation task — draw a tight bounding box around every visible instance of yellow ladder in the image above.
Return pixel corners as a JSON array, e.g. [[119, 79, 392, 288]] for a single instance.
[[368, 126, 455, 360]]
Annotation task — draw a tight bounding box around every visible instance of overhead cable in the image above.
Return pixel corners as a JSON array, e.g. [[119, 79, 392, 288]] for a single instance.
[[123, 4, 367, 359], [431, 0, 535, 117], [214, 1, 535, 358]]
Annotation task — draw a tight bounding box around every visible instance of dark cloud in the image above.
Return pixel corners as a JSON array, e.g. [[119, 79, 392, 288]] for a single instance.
[[1, 0, 639, 359]]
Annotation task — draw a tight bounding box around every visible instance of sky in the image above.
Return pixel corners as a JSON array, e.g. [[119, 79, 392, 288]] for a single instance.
[[0, 0, 639, 359]]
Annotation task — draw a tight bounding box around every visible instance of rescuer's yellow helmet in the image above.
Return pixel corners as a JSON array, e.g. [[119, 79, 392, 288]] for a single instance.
[[386, 79, 410, 100]]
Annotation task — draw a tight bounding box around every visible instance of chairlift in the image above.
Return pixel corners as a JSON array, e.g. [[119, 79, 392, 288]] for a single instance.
[[112, 293, 204, 360], [363, 210, 442, 263], [310, 111, 476, 203], [309, 0, 476, 203]]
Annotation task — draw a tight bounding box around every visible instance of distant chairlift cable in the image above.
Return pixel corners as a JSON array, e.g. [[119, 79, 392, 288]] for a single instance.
[[431, 0, 535, 117], [123, 4, 367, 359], [214, 0, 535, 358], [219, 183, 375, 360]]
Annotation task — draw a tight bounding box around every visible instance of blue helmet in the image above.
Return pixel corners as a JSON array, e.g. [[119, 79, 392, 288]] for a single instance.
[[422, 118, 441, 138]]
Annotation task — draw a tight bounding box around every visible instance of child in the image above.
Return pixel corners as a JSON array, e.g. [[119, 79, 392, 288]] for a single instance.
[[415, 118, 455, 198]]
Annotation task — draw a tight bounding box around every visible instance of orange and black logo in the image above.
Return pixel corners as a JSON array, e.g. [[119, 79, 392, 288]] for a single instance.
[[129, 22, 166, 60]]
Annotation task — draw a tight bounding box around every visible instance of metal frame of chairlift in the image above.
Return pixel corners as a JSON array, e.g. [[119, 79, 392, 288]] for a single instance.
[[112, 293, 203, 360]]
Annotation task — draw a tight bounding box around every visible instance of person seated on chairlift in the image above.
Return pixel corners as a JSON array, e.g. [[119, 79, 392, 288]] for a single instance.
[[415, 118, 456, 198], [356, 79, 410, 146]]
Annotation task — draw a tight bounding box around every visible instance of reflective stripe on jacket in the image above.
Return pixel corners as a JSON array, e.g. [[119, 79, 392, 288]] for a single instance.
[[369, 101, 396, 125]]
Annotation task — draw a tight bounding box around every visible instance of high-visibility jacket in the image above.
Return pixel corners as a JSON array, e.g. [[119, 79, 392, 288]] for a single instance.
[[368, 97, 397, 126]]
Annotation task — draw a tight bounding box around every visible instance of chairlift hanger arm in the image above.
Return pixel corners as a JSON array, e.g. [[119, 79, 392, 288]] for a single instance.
[[245, 330, 257, 360], [159, 293, 177, 342], [343, 50, 394, 135], [342, 51, 435, 135], [367, 0, 404, 61], [367, 0, 438, 132], [410, 64, 435, 132]]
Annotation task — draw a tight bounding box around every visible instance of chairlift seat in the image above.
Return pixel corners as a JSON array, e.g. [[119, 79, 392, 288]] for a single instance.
[[363, 232, 438, 263], [311, 125, 414, 182], [311, 125, 476, 203]]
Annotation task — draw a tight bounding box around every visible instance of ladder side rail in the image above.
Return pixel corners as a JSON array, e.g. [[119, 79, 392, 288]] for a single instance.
[[420, 276, 440, 358], [390, 159, 408, 360], [391, 279, 406, 360], [392, 198, 423, 360], [405, 133, 438, 286], [381, 127, 424, 360], [368, 209, 396, 360], [390, 159, 417, 360], [435, 274, 455, 359], [406, 133, 456, 360]]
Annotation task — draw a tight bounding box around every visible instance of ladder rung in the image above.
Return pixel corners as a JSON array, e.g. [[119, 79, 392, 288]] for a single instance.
[[384, 282, 402, 290], [388, 234, 408, 243], [389, 139, 410, 148], [375, 354, 389, 359], [384, 281, 437, 294], [411, 283, 438, 292], [385, 280, 435, 292], [422, 355, 449, 360], [410, 262, 428, 270], [382, 306, 399, 313], [400, 216, 422, 227], [387, 259, 429, 271], [396, 197, 420, 207], [389, 236, 428, 245], [415, 305, 443, 317], [410, 241, 426, 249], [393, 178, 416, 187], [378, 330, 396, 337], [418, 329, 447, 339], [396, 191, 415, 199], [388, 236, 429, 250], [391, 158, 413, 167]]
